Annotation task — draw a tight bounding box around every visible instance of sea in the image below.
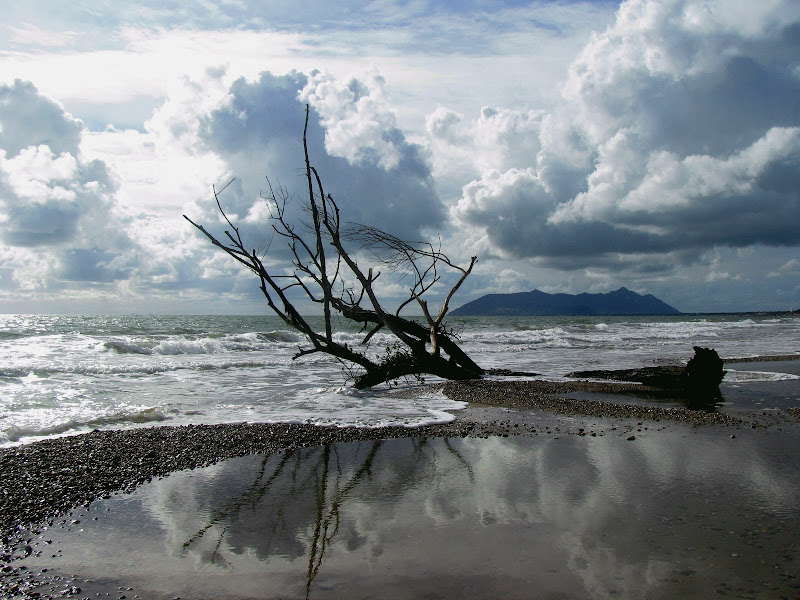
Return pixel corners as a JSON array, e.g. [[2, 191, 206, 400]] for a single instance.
[[1, 313, 799, 447]]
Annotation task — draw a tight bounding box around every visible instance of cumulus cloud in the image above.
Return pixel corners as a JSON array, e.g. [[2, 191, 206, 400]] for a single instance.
[[0, 80, 82, 157], [196, 69, 445, 242], [0, 83, 135, 283], [426, 105, 545, 201], [0, 68, 448, 311], [0, 80, 204, 304], [0, 145, 105, 247], [454, 166, 664, 262], [302, 70, 408, 170], [551, 127, 800, 247], [451, 0, 800, 272]]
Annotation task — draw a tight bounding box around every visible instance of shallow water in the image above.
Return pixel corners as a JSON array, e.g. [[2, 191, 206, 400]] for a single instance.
[[19, 426, 800, 600]]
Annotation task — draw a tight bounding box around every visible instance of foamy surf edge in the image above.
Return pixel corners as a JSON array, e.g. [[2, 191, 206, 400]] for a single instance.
[[2, 406, 169, 446], [1, 388, 468, 447]]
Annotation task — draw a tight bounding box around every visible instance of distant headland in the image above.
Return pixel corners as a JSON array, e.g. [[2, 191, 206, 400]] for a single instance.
[[451, 287, 680, 317]]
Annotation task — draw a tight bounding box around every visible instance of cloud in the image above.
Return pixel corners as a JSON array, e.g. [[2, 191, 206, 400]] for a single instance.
[[4, 23, 81, 48], [0, 70, 449, 312], [0, 80, 190, 299], [453, 166, 665, 263], [551, 126, 800, 248], [0, 83, 129, 259], [427, 105, 545, 201], [303, 70, 408, 171], [768, 257, 800, 278], [0, 80, 82, 157], [1, 0, 797, 313], [451, 0, 800, 272], [196, 69, 445, 242]]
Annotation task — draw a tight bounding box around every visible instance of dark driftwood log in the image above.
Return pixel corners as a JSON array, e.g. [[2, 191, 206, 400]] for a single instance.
[[567, 347, 726, 411]]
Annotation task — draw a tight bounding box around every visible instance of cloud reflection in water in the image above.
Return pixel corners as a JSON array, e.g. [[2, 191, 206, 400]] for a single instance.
[[27, 429, 800, 599]]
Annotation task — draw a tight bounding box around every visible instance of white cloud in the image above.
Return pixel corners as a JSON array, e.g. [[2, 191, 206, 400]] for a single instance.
[[451, 0, 800, 273], [0, 80, 82, 156], [195, 69, 445, 243], [552, 127, 800, 242], [0, 1, 616, 137], [0, 142, 118, 249], [4, 23, 81, 48], [302, 70, 406, 170], [0, 80, 234, 309], [426, 105, 545, 201]]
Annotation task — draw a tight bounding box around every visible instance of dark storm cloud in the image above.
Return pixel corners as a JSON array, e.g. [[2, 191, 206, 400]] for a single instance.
[[452, 0, 800, 269], [455, 167, 673, 266], [197, 70, 445, 243]]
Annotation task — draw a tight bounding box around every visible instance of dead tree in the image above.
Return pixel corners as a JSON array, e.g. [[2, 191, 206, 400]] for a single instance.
[[185, 106, 483, 388]]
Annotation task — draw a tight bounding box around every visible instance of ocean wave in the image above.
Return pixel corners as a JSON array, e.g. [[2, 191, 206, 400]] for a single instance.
[[101, 331, 302, 357], [257, 330, 301, 343], [152, 338, 229, 355], [105, 340, 154, 355], [0, 331, 27, 341], [724, 370, 800, 383], [0, 358, 280, 378], [250, 386, 470, 429], [2, 406, 169, 444], [465, 327, 572, 346]]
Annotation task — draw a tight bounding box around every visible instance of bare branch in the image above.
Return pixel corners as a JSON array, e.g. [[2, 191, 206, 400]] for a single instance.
[[186, 105, 483, 388]]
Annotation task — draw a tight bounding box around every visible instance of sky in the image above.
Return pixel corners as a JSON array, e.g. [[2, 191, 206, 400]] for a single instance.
[[0, 0, 799, 314]]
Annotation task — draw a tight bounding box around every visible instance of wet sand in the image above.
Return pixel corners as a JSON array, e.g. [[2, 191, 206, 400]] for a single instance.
[[2, 356, 799, 599]]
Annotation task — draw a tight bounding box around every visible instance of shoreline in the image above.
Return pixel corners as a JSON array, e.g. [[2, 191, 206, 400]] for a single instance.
[[2, 354, 800, 598], [723, 353, 800, 363], [441, 379, 744, 425], [3, 356, 798, 536]]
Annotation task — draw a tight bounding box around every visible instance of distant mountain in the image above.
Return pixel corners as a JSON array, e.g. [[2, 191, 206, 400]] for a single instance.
[[451, 287, 680, 317]]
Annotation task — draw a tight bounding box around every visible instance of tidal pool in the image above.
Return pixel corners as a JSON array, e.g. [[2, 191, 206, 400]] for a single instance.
[[18, 425, 800, 599]]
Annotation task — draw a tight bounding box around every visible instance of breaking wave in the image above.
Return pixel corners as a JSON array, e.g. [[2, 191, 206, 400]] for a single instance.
[[2, 406, 169, 444], [0, 359, 277, 378], [103, 330, 302, 356]]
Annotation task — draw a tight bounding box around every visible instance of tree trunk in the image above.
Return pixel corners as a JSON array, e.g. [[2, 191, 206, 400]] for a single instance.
[[353, 350, 482, 389]]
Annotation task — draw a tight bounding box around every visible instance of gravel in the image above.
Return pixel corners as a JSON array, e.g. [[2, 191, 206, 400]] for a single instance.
[[0, 420, 484, 537], [441, 379, 744, 425]]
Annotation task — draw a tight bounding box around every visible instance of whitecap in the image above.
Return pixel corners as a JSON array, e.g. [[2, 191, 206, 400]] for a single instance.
[[2, 406, 168, 445], [104, 340, 153, 355], [219, 386, 469, 430], [724, 369, 800, 383]]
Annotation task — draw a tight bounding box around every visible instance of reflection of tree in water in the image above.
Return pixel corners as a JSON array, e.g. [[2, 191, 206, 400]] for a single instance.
[[179, 438, 470, 598]]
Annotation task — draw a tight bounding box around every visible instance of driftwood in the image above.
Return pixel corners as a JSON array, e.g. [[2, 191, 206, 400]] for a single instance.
[[567, 347, 726, 410]]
